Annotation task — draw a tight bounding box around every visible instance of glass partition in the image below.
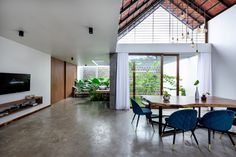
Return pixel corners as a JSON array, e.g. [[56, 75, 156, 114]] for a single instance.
[[129, 54, 179, 106]]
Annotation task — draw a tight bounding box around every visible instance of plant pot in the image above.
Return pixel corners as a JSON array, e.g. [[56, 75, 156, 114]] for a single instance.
[[163, 95, 170, 102], [99, 85, 107, 90], [201, 95, 207, 101], [82, 89, 90, 92]]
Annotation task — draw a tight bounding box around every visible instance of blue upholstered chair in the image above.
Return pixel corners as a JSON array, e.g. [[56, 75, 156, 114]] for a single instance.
[[199, 110, 235, 150], [163, 109, 199, 145], [130, 98, 154, 129], [227, 108, 236, 126]]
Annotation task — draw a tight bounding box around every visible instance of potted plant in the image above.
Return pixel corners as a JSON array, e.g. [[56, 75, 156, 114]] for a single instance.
[[194, 80, 200, 100], [163, 91, 171, 102], [98, 78, 110, 90], [201, 92, 210, 101]]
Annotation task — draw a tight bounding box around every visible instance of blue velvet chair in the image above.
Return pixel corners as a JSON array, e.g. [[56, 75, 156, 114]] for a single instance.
[[130, 98, 154, 129], [163, 109, 199, 145], [199, 110, 235, 150], [227, 108, 236, 126]]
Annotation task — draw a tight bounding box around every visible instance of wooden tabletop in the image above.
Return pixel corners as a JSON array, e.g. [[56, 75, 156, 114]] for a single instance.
[[142, 95, 236, 109]]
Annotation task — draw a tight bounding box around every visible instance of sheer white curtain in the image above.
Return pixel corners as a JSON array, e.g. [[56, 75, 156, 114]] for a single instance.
[[197, 52, 212, 95], [116, 53, 130, 110]]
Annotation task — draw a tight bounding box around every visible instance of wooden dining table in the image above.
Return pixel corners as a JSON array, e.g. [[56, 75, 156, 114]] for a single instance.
[[141, 95, 236, 135]]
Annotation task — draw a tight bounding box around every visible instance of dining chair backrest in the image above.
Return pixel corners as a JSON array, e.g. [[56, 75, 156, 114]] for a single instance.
[[130, 98, 143, 115], [167, 109, 197, 131], [227, 107, 236, 113], [200, 110, 235, 132]]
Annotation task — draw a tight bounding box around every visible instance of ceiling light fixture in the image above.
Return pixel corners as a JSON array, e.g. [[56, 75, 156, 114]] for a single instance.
[[18, 30, 24, 37], [89, 27, 93, 34], [196, 6, 207, 33]]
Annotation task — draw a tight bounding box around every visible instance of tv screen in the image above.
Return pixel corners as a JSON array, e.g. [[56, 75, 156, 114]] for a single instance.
[[0, 73, 31, 95]]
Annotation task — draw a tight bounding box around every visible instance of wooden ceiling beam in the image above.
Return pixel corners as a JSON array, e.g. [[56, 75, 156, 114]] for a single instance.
[[206, 1, 220, 12], [170, 0, 202, 27], [119, 0, 150, 24], [217, 0, 230, 8], [119, 0, 162, 34], [199, 0, 208, 7], [180, 0, 212, 20], [120, 0, 140, 14]]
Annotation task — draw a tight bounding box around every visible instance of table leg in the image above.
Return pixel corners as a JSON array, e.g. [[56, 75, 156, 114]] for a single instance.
[[159, 107, 163, 135], [198, 107, 201, 118]]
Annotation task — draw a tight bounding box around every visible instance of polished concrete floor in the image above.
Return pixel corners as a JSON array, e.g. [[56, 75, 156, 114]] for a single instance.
[[0, 98, 235, 157]]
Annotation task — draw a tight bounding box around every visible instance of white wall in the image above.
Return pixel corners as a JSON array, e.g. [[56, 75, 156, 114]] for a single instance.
[[208, 5, 236, 99], [0, 36, 51, 105]]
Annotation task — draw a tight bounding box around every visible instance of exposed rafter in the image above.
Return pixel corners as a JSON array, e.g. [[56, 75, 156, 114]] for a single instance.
[[206, 1, 221, 12], [180, 0, 212, 20], [218, 0, 230, 7], [120, 0, 139, 14], [119, 0, 162, 35], [119, 0, 150, 25], [118, 0, 236, 36], [169, 0, 203, 27]]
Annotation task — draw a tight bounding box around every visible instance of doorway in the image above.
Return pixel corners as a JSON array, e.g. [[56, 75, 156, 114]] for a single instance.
[[129, 54, 179, 105]]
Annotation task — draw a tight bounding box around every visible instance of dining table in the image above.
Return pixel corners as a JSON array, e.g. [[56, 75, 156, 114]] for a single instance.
[[141, 95, 236, 135]]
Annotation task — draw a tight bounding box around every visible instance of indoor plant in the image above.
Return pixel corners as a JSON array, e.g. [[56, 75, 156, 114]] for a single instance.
[[163, 91, 171, 102], [201, 92, 210, 101]]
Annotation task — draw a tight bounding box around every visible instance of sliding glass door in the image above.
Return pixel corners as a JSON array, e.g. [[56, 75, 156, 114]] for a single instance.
[[129, 54, 179, 105]]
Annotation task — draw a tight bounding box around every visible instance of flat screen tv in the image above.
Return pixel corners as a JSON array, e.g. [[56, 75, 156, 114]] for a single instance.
[[0, 73, 31, 95]]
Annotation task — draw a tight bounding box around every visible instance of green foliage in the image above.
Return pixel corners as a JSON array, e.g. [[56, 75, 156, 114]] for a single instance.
[[129, 60, 187, 96], [163, 91, 171, 97], [74, 79, 91, 92], [75, 77, 110, 101], [180, 86, 186, 96], [194, 80, 199, 86]]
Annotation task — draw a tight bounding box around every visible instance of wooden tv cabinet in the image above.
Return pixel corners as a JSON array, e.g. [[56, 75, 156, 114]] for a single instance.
[[0, 96, 44, 125]]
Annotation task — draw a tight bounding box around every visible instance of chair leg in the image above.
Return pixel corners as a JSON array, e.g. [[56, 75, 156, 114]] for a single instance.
[[162, 122, 167, 136], [191, 130, 199, 145], [136, 115, 140, 128], [173, 128, 176, 145], [208, 129, 211, 150], [147, 114, 155, 131], [227, 132, 236, 148], [150, 120, 155, 132], [190, 126, 197, 138], [131, 114, 136, 124], [213, 130, 215, 139]]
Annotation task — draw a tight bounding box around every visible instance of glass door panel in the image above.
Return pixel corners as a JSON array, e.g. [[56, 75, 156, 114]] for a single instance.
[[129, 55, 161, 105], [129, 54, 179, 107], [163, 55, 178, 96]]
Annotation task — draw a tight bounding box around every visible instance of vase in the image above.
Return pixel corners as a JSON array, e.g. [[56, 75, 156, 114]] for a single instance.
[[163, 95, 170, 102], [195, 87, 200, 100]]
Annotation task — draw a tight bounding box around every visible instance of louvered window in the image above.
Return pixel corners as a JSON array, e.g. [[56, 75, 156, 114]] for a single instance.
[[118, 7, 205, 44]]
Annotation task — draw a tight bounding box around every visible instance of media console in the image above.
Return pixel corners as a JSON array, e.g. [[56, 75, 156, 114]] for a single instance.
[[0, 96, 43, 125]]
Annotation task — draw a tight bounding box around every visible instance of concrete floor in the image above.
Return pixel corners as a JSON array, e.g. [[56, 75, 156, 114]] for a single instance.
[[0, 98, 235, 157]]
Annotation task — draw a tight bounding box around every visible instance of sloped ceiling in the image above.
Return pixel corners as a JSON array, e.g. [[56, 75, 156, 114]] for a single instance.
[[119, 0, 236, 36], [0, 0, 121, 65]]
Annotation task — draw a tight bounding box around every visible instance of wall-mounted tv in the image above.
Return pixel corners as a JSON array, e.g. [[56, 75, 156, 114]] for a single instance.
[[0, 73, 31, 95]]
